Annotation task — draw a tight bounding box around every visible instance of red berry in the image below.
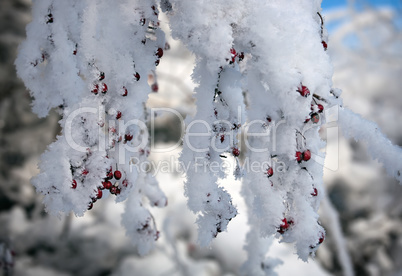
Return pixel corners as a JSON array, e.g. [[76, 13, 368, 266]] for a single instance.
[[267, 167, 274, 177], [151, 83, 158, 92], [322, 41, 328, 50], [319, 232, 325, 244], [71, 180, 77, 189], [220, 135, 225, 143], [134, 72, 140, 81], [122, 86, 128, 96], [230, 48, 237, 63], [311, 188, 318, 196], [91, 84, 99, 95], [156, 48, 163, 58], [317, 104, 324, 113], [311, 113, 319, 124], [115, 187, 121, 195], [297, 85, 310, 97], [96, 188, 103, 199], [73, 50, 77, 55], [82, 169, 89, 176], [232, 148, 240, 157], [88, 202, 93, 210], [114, 170, 122, 180], [125, 134, 133, 141], [122, 179, 129, 187], [101, 83, 108, 93], [116, 111, 122, 120], [303, 150, 311, 161], [99, 72, 105, 81], [304, 118, 310, 123], [296, 151, 303, 163], [103, 181, 112, 189], [278, 218, 290, 234], [110, 186, 117, 195]]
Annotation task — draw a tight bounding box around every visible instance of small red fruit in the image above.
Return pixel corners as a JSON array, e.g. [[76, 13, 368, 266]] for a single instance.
[[122, 179, 129, 187], [114, 170, 122, 180], [122, 86, 128, 96], [116, 111, 122, 120], [88, 202, 93, 210], [110, 186, 117, 195], [103, 181, 112, 190], [96, 188, 103, 199], [317, 104, 324, 113], [297, 85, 310, 97], [278, 218, 290, 234], [230, 48, 237, 63], [232, 147, 240, 157], [220, 135, 225, 143], [99, 72, 105, 81], [311, 188, 318, 196], [322, 41, 328, 51], [151, 83, 158, 92], [134, 72, 140, 81], [125, 134, 133, 141], [296, 151, 303, 163], [101, 83, 108, 93], [82, 169, 89, 176], [156, 48, 163, 58], [267, 167, 274, 177], [238, 52, 244, 61], [71, 180, 77, 189], [91, 84, 99, 95], [303, 150, 311, 161], [311, 113, 319, 124], [319, 232, 325, 244]]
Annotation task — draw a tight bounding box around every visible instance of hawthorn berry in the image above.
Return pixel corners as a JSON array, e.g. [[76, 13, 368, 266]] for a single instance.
[[91, 84, 99, 95], [296, 151, 303, 163], [311, 113, 319, 124], [101, 83, 108, 93], [125, 134, 133, 141], [96, 188, 103, 199], [114, 170, 122, 180], [99, 72, 105, 81], [322, 41, 328, 51], [297, 85, 310, 97], [311, 188, 318, 196], [82, 169, 89, 176], [230, 48, 237, 63], [267, 167, 274, 177], [232, 147, 240, 157], [151, 83, 158, 92], [122, 179, 129, 187], [238, 52, 245, 61], [116, 111, 122, 119], [122, 86, 128, 97], [103, 181, 112, 190], [71, 180, 77, 189], [220, 135, 225, 143], [278, 218, 290, 234], [317, 104, 324, 113], [318, 232, 325, 244], [303, 149, 311, 161], [156, 48, 163, 58], [134, 72, 140, 81]]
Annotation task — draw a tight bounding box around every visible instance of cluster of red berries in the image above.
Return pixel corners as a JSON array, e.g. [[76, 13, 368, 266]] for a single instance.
[[228, 48, 244, 64], [277, 218, 294, 234], [296, 149, 311, 163], [296, 84, 325, 124], [91, 71, 108, 95]]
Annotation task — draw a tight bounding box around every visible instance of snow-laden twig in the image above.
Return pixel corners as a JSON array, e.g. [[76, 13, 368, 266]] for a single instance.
[[339, 107, 402, 184], [321, 196, 355, 276]]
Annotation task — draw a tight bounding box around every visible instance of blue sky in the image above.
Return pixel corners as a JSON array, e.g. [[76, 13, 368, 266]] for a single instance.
[[322, 0, 401, 10]]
